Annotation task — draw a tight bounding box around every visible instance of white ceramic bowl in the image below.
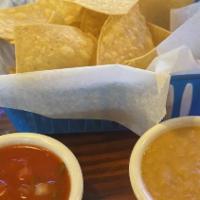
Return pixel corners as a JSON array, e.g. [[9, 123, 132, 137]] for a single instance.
[[0, 133, 83, 200], [129, 116, 200, 200]]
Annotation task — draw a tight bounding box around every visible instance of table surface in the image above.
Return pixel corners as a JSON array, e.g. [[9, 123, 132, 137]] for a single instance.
[[0, 113, 139, 200]]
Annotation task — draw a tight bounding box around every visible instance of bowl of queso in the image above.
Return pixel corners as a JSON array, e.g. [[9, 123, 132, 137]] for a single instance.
[[0, 133, 83, 200], [129, 117, 200, 200]]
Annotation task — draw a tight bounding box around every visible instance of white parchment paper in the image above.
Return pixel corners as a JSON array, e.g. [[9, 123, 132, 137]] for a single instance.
[[149, 46, 200, 75], [155, 2, 200, 74], [170, 1, 200, 31], [0, 64, 170, 135], [158, 8, 200, 59]]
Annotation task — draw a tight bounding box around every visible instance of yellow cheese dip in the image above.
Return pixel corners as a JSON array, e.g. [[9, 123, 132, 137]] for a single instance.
[[142, 127, 200, 200]]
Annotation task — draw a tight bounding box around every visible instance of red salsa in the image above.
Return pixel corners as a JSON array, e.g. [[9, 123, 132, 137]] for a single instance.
[[0, 145, 70, 199]]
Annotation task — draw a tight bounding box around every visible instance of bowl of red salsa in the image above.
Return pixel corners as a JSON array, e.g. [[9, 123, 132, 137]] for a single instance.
[[0, 133, 83, 200]]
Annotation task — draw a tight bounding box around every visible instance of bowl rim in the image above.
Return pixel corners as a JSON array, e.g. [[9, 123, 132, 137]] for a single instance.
[[129, 116, 200, 200], [0, 133, 83, 200]]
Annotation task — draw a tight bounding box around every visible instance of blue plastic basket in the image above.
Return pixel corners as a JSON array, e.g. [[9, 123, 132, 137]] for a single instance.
[[4, 110, 126, 134], [170, 74, 200, 117], [3, 74, 200, 134]]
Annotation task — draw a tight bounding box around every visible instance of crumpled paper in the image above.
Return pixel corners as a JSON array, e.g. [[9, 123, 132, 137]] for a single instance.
[[149, 46, 200, 75], [0, 65, 169, 135], [150, 2, 200, 120], [158, 7, 200, 59], [170, 1, 200, 31], [0, 1, 200, 135], [154, 1, 200, 74]]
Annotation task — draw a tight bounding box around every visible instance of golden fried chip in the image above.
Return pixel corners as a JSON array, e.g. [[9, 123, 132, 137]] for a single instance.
[[125, 23, 170, 69], [9, 40, 15, 45], [37, 0, 82, 25], [0, 3, 54, 41], [97, 4, 154, 65], [125, 49, 157, 69], [148, 23, 170, 46], [139, 0, 193, 29], [64, 0, 139, 15], [15, 24, 96, 73], [80, 9, 107, 37], [8, 67, 16, 74]]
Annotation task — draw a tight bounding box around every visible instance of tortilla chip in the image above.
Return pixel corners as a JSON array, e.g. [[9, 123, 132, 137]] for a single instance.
[[126, 23, 170, 69], [139, 0, 193, 29], [125, 49, 157, 69], [37, 0, 82, 25], [148, 23, 170, 46], [64, 0, 139, 15], [9, 40, 15, 45], [80, 9, 107, 37], [15, 24, 96, 73], [0, 3, 54, 41], [8, 67, 16, 74], [97, 4, 154, 65]]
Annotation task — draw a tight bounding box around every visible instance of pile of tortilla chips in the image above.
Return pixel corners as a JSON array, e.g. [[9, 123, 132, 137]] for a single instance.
[[0, 0, 192, 73]]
